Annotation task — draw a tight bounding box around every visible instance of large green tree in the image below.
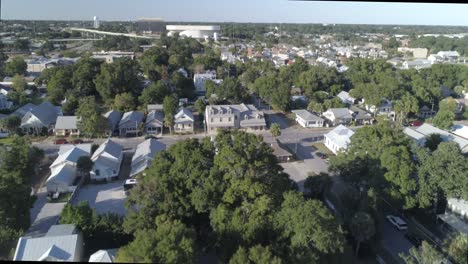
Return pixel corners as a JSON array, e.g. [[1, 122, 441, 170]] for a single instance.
[[400, 241, 445, 264], [138, 81, 169, 107], [5, 57, 27, 76], [76, 96, 110, 137], [349, 212, 375, 257]]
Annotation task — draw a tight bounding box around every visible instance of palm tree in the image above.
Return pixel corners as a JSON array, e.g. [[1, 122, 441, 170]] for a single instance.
[[350, 211, 375, 257]]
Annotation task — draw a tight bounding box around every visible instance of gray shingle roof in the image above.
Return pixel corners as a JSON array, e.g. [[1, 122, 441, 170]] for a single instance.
[[55, 116, 78, 130], [103, 110, 122, 130], [292, 109, 324, 122], [119, 111, 144, 126]]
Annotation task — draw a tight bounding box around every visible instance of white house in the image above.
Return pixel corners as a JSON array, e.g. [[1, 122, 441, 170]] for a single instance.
[[174, 107, 194, 133], [403, 123, 468, 153], [46, 145, 91, 194], [90, 139, 123, 182], [291, 109, 324, 128], [324, 125, 355, 154], [363, 98, 393, 116], [20, 101, 63, 135], [88, 249, 117, 263], [322, 108, 353, 126], [193, 71, 216, 94], [336, 91, 356, 105], [14, 224, 84, 262], [130, 139, 166, 177], [54, 116, 80, 137]]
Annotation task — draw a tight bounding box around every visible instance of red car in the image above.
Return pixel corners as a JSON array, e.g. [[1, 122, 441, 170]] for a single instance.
[[71, 139, 84, 144], [54, 138, 68, 145], [409, 120, 424, 127]]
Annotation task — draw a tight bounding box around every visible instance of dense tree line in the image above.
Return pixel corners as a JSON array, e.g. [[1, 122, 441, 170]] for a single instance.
[[118, 130, 346, 263], [410, 36, 468, 56], [0, 137, 44, 259]]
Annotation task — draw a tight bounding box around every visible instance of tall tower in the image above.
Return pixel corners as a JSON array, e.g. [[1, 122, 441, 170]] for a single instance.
[[93, 16, 100, 29]]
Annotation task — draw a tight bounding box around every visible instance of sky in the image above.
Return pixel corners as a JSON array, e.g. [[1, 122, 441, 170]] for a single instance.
[[3, 0, 468, 26]]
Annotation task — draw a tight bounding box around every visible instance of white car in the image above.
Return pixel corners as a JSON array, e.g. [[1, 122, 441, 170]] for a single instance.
[[386, 215, 408, 231]]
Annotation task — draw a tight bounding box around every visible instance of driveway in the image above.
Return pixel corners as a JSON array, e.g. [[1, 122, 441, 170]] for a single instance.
[[27, 189, 66, 237]]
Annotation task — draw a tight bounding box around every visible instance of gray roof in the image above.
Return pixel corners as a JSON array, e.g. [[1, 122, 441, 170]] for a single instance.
[[89, 249, 117, 263], [50, 146, 90, 169], [174, 107, 194, 123], [349, 106, 372, 120], [145, 110, 164, 126], [55, 116, 78, 130], [26, 101, 62, 126], [14, 224, 81, 261], [130, 139, 166, 177], [327, 108, 353, 119], [438, 213, 468, 235], [415, 124, 468, 152], [147, 104, 163, 112], [92, 139, 123, 161], [292, 109, 324, 122], [46, 163, 76, 187], [119, 111, 144, 126], [12, 103, 36, 119], [46, 224, 78, 237], [103, 110, 122, 130]]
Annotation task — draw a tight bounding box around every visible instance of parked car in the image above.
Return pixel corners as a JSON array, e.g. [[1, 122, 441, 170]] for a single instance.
[[70, 139, 84, 144], [316, 152, 323, 158], [144, 135, 157, 140], [54, 138, 68, 145], [405, 233, 422, 247], [123, 179, 137, 196], [386, 215, 408, 231], [409, 120, 424, 127]]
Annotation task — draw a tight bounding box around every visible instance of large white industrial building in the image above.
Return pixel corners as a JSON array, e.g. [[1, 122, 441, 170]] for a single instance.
[[166, 25, 220, 40]]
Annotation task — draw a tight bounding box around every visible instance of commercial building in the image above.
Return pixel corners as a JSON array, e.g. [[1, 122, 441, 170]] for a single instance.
[[166, 25, 221, 40]]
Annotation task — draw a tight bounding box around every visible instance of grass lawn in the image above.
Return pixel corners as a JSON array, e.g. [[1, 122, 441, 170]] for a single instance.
[[0, 137, 16, 145], [311, 142, 335, 156]]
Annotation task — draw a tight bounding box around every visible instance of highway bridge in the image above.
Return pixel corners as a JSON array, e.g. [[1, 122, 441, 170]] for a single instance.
[[66, 27, 159, 39]]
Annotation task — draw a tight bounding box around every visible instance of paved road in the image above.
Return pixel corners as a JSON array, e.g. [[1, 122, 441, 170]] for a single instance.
[[27, 189, 66, 237]]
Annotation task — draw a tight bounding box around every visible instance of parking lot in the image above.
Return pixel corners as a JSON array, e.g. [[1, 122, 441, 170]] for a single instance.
[[71, 152, 133, 216]]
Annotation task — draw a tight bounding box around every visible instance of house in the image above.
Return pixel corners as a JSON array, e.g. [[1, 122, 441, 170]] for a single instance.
[[437, 198, 468, 235], [437, 51, 460, 62], [349, 106, 374, 125], [20, 101, 63, 135], [322, 108, 353, 126], [46, 145, 91, 194], [90, 139, 123, 182], [89, 249, 117, 263], [291, 109, 324, 128], [103, 110, 122, 136], [454, 98, 468, 117], [91, 51, 135, 63], [0, 93, 13, 110], [205, 104, 266, 133], [0, 84, 12, 95], [419, 105, 436, 119], [363, 98, 393, 116], [54, 116, 80, 137], [130, 139, 166, 177], [118, 111, 144, 137], [451, 124, 468, 140], [403, 123, 468, 153], [264, 135, 293, 163], [147, 104, 164, 112], [174, 107, 194, 133], [11, 102, 36, 119], [13, 224, 84, 262], [402, 59, 432, 70], [324, 125, 355, 155], [26, 57, 78, 73], [336, 91, 357, 105], [145, 110, 164, 135], [193, 71, 217, 95]]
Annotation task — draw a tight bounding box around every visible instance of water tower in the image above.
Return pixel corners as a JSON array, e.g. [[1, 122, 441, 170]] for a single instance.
[[93, 16, 100, 29]]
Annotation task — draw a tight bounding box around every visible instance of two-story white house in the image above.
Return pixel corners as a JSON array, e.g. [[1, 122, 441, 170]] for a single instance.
[[193, 70, 217, 95], [205, 104, 266, 133], [90, 139, 123, 182], [174, 107, 195, 134]]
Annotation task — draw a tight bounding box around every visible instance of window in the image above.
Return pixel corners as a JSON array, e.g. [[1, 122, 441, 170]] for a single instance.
[[228, 117, 231, 122], [220, 118, 223, 122], [95, 169, 100, 176], [211, 118, 214, 123]]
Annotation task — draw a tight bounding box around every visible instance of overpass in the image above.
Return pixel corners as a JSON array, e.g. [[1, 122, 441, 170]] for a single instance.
[[67, 28, 158, 39]]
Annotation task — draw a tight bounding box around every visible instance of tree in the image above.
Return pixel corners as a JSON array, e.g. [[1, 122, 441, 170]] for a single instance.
[[424, 133, 443, 151], [163, 95, 178, 135], [116, 215, 196, 264], [194, 98, 206, 115], [0, 115, 21, 135], [76, 97, 110, 137], [138, 81, 169, 107], [46, 66, 74, 104], [62, 93, 80, 115], [13, 39, 29, 51], [303, 172, 333, 200], [349, 212, 375, 257], [139, 46, 169, 81], [432, 110, 455, 130], [400, 241, 445, 264], [95, 57, 141, 101], [5, 57, 27, 76], [394, 93, 419, 125], [11, 74, 27, 93], [274, 191, 345, 263], [71, 56, 102, 97], [76, 156, 94, 178], [114, 92, 136, 112], [229, 245, 282, 264], [60, 201, 97, 233], [444, 233, 468, 264], [270, 123, 281, 137]]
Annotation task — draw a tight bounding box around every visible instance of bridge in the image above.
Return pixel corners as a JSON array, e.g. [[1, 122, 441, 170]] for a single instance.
[[66, 27, 159, 39]]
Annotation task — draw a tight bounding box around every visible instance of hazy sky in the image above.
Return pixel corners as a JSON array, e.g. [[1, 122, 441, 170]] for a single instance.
[[3, 0, 468, 26]]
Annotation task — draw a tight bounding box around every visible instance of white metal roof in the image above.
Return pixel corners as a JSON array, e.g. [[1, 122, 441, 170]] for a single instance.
[[324, 124, 355, 150]]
